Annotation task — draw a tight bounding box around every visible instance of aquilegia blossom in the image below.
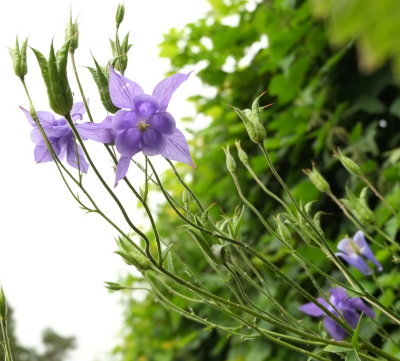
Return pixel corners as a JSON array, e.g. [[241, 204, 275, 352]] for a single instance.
[[22, 102, 113, 173], [108, 66, 194, 185], [335, 231, 383, 275], [300, 287, 374, 340]]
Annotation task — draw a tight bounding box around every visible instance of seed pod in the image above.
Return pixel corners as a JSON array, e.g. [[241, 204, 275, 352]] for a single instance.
[[9, 37, 28, 79], [230, 93, 268, 144], [235, 140, 249, 164], [224, 146, 236, 172], [65, 13, 79, 52], [115, 4, 125, 27], [31, 41, 73, 116], [303, 163, 330, 193], [334, 149, 362, 176]]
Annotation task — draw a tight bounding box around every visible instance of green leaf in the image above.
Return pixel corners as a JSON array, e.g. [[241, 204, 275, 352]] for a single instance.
[[351, 313, 363, 350], [345, 350, 362, 361], [31, 47, 50, 87]]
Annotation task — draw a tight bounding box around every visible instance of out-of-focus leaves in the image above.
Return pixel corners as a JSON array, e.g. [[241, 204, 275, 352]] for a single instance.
[[312, 0, 400, 77]]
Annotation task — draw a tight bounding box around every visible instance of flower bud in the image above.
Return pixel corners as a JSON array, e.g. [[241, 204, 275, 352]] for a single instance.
[[224, 146, 236, 172], [105, 282, 124, 291], [334, 149, 362, 176], [0, 287, 7, 322], [32, 41, 73, 116], [87, 57, 119, 113], [231, 93, 268, 144], [235, 140, 249, 164], [115, 4, 125, 27], [342, 187, 375, 224], [9, 37, 28, 79], [115, 237, 150, 271], [65, 13, 79, 53], [303, 163, 330, 193], [110, 32, 132, 73]]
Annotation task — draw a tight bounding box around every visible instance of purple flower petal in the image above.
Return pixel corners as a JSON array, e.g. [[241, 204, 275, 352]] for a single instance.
[[112, 110, 139, 134], [109, 66, 144, 109], [66, 139, 89, 173], [152, 73, 190, 111], [323, 317, 347, 341], [353, 231, 383, 272], [329, 287, 348, 303], [337, 237, 355, 255], [30, 126, 70, 144], [160, 128, 194, 166], [336, 252, 372, 275], [77, 122, 114, 144], [141, 128, 164, 156], [133, 94, 159, 119], [342, 309, 360, 328], [349, 298, 375, 318], [149, 111, 176, 135], [20, 107, 56, 126], [114, 156, 131, 186], [115, 128, 142, 157], [71, 101, 87, 121], [299, 298, 330, 317], [34, 139, 61, 163]]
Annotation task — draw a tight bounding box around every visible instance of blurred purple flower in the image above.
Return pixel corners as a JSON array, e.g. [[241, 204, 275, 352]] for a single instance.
[[108, 66, 194, 185], [21, 102, 113, 173], [300, 287, 374, 340], [336, 231, 383, 275]]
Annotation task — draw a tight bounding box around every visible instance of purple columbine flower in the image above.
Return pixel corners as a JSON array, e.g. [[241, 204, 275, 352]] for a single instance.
[[335, 231, 383, 275], [21, 102, 113, 173], [108, 66, 194, 185], [300, 287, 374, 340]]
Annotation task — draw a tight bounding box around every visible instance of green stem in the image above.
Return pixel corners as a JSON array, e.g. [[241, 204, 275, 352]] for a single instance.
[[359, 174, 399, 219], [259, 144, 400, 325]]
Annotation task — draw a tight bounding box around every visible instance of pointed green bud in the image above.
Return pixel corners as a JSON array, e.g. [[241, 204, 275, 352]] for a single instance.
[[87, 57, 119, 113], [9, 37, 28, 79], [224, 145, 236, 172], [116, 4, 125, 27], [104, 282, 124, 291], [110, 32, 132, 73], [32, 41, 73, 116], [115, 237, 150, 271], [334, 148, 362, 176], [87, 58, 119, 113], [342, 187, 375, 224], [303, 163, 330, 193], [235, 140, 249, 164], [230, 93, 268, 144], [65, 12, 79, 52], [0, 287, 7, 321]]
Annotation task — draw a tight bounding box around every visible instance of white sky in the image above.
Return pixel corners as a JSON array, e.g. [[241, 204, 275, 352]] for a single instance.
[[0, 1, 210, 360]]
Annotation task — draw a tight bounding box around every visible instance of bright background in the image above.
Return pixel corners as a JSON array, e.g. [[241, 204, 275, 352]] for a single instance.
[[0, 1, 209, 360]]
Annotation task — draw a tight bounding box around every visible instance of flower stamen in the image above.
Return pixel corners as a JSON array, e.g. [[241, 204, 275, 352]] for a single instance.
[[137, 121, 150, 132]]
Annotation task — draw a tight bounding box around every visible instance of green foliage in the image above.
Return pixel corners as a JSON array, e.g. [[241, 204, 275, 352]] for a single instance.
[[115, 0, 400, 360], [311, 0, 400, 77]]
